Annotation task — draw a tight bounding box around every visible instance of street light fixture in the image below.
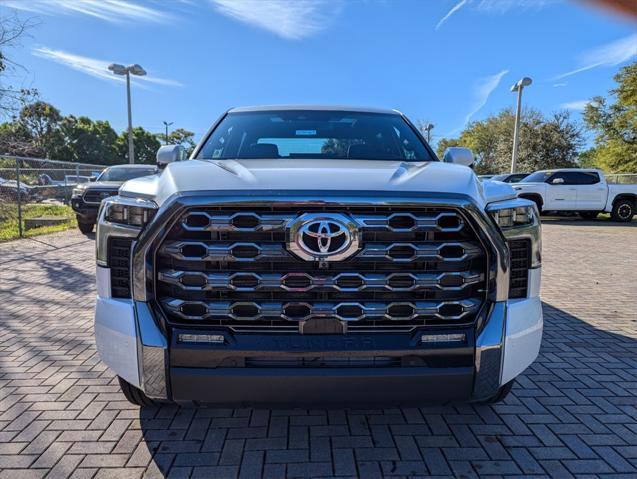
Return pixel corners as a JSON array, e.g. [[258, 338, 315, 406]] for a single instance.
[[510, 77, 532, 174], [163, 120, 174, 144], [108, 63, 147, 164]]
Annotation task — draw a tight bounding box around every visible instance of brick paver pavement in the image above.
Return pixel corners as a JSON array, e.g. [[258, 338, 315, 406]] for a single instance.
[[0, 219, 636, 478]]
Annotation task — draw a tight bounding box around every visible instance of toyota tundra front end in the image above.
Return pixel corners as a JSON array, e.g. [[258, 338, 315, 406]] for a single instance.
[[93, 106, 543, 406]]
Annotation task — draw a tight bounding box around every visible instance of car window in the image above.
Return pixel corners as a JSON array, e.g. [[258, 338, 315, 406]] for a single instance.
[[548, 171, 600, 185], [197, 110, 435, 161], [521, 171, 552, 183], [507, 174, 528, 183], [98, 168, 157, 182]]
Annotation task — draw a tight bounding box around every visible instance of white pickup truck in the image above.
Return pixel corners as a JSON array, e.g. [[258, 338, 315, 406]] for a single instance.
[[93, 105, 543, 407], [512, 168, 637, 222]]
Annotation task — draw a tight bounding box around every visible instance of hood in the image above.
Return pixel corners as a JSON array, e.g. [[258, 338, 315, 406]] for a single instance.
[[82, 181, 124, 190], [119, 159, 517, 208]]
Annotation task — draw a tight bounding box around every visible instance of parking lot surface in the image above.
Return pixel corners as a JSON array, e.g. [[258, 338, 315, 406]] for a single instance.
[[1, 219, 636, 478]]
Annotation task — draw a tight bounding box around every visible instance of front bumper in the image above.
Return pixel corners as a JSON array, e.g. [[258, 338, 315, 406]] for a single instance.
[[94, 266, 542, 405], [71, 197, 99, 223]]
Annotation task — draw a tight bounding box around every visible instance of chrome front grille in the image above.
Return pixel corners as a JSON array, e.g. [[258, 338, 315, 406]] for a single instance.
[[155, 205, 488, 329]]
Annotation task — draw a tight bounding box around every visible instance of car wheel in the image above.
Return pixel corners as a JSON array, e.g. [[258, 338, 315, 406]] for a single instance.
[[478, 380, 515, 405], [579, 211, 599, 220], [118, 376, 154, 407], [611, 199, 634, 222], [77, 220, 94, 234]]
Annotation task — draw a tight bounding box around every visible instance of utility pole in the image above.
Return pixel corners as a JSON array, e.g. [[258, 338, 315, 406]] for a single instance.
[[163, 121, 174, 144], [510, 77, 532, 174]]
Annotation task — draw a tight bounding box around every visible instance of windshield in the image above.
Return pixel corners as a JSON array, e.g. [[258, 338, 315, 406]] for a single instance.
[[197, 110, 435, 161], [491, 174, 507, 181], [521, 171, 552, 183], [98, 167, 156, 182]]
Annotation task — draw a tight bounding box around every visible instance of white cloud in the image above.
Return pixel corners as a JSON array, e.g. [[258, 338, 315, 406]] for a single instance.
[[555, 33, 637, 80], [560, 99, 593, 111], [463, 69, 509, 125], [2, 0, 171, 24], [209, 0, 341, 39], [553, 82, 568, 87], [435, 0, 556, 30], [32, 47, 182, 87], [475, 0, 557, 13], [436, 0, 469, 31]]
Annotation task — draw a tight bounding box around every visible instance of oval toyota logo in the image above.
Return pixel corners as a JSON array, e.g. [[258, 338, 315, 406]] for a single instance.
[[287, 213, 360, 261]]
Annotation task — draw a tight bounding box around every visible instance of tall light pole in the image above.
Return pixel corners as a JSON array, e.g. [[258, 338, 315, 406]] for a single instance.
[[510, 77, 532, 174], [108, 63, 147, 164], [163, 121, 174, 144]]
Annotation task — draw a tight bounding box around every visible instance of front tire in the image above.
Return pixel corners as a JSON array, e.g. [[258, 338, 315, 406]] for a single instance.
[[579, 211, 599, 220], [611, 199, 634, 223], [118, 376, 154, 406], [77, 219, 94, 234]]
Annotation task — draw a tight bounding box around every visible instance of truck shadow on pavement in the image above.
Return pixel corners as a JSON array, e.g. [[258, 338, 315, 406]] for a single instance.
[[136, 302, 637, 478], [540, 216, 637, 227]]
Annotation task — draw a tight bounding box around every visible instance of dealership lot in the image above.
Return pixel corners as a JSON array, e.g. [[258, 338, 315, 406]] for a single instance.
[[0, 220, 636, 478]]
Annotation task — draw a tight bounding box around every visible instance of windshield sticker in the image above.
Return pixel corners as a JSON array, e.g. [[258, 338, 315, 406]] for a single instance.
[[295, 130, 317, 136]]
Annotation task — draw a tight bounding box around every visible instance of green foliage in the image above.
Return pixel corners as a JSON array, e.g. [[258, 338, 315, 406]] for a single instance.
[[583, 61, 637, 173], [0, 100, 187, 165], [55, 116, 120, 164], [437, 108, 583, 174], [0, 203, 76, 242], [116, 127, 161, 164], [166, 128, 196, 156]]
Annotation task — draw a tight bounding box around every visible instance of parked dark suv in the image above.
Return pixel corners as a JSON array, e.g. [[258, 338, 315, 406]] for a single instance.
[[71, 164, 157, 234]]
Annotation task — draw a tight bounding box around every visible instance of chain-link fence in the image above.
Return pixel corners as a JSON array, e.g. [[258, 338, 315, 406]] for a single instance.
[[606, 173, 637, 184], [0, 156, 107, 240]]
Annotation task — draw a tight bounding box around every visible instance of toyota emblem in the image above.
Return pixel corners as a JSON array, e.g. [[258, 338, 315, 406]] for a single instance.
[[287, 213, 360, 261]]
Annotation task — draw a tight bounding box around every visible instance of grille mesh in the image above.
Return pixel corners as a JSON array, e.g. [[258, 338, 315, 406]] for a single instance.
[[109, 238, 133, 298], [155, 206, 488, 329], [508, 239, 530, 299], [83, 189, 117, 204]]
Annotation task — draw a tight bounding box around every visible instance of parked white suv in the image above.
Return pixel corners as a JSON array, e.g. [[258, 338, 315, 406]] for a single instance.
[[94, 106, 543, 406], [513, 168, 637, 221]]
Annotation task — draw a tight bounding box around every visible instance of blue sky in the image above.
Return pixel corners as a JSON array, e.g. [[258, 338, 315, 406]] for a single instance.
[[2, 0, 636, 146]]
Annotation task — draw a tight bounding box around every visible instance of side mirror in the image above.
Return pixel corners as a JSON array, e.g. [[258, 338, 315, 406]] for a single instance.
[[551, 177, 564, 185], [89, 176, 97, 182], [157, 145, 186, 168], [442, 147, 474, 167]]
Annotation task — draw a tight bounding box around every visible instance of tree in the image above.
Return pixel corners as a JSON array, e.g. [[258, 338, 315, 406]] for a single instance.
[[18, 101, 63, 157], [55, 116, 119, 164], [437, 108, 583, 174], [166, 128, 196, 156], [583, 61, 637, 173], [116, 127, 161, 164], [1, 13, 36, 117]]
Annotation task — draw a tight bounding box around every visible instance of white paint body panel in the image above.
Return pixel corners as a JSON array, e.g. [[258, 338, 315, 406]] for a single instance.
[[500, 266, 543, 385], [513, 169, 637, 212], [120, 159, 518, 208], [501, 296, 543, 385], [94, 296, 141, 387]]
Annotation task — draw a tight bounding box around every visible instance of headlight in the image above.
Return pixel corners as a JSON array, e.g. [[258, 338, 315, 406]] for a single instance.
[[487, 198, 541, 267], [72, 187, 84, 198], [489, 205, 535, 229], [102, 196, 157, 228]]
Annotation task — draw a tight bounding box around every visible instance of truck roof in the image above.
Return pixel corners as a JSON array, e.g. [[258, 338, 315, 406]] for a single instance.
[[228, 104, 402, 115], [107, 164, 157, 169], [535, 168, 602, 174]]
